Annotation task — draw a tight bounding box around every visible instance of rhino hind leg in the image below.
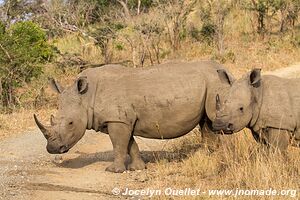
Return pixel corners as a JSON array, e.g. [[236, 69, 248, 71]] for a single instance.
[[291, 130, 300, 148], [127, 137, 146, 171], [250, 130, 265, 144], [106, 123, 132, 173]]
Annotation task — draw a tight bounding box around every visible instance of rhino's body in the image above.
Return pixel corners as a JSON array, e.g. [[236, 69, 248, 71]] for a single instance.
[[213, 69, 300, 151], [35, 61, 232, 172], [82, 61, 223, 139]]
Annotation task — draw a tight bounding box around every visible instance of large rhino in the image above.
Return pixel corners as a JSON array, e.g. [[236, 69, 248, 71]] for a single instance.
[[212, 69, 300, 151], [34, 61, 233, 173]]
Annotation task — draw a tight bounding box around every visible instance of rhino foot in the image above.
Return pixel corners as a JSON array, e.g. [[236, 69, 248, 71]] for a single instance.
[[128, 159, 146, 171], [105, 163, 126, 173]]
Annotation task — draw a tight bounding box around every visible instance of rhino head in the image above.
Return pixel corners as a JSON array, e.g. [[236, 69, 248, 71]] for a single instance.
[[205, 69, 235, 124], [212, 69, 262, 133], [34, 77, 89, 154]]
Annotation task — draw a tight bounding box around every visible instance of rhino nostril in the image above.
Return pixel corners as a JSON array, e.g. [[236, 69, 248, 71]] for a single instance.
[[227, 123, 233, 130]]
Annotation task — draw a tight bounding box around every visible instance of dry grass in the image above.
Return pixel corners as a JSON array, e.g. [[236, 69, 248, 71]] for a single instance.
[[0, 108, 56, 139], [140, 130, 300, 199], [52, 33, 102, 64]]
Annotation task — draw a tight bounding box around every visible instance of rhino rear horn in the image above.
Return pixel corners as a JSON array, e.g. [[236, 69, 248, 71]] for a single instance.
[[34, 114, 51, 139], [50, 114, 56, 126], [216, 94, 221, 111]]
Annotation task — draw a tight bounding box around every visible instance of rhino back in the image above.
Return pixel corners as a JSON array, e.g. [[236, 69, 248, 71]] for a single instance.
[[83, 61, 223, 139]]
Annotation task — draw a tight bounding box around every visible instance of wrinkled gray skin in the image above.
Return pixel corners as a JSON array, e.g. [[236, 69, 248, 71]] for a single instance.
[[34, 61, 233, 173], [212, 69, 300, 151]]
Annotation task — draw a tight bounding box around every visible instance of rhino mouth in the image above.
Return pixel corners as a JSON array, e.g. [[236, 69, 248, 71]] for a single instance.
[[221, 130, 234, 134], [212, 122, 235, 134], [47, 144, 69, 154]]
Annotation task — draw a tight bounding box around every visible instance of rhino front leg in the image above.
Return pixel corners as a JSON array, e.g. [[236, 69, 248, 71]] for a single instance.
[[291, 130, 300, 147], [264, 128, 290, 152], [106, 123, 132, 173], [200, 121, 221, 151], [253, 128, 290, 152], [128, 137, 146, 171]]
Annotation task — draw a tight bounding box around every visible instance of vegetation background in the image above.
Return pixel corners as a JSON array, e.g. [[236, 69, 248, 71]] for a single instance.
[[0, 0, 299, 199]]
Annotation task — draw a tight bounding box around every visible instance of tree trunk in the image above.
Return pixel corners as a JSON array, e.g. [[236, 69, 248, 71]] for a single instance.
[[280, 9, 287, 32], [117, 0, 131, 20], [137, 0, 141, 15]]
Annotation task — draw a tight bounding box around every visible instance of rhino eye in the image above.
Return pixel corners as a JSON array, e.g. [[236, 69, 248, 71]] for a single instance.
[[239, 107, 244, 112], [69, 121, 73, 125]]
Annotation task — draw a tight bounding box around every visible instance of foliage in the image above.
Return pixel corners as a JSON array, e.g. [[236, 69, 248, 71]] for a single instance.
[[245, 0, 300, 34], [0, 21, 55, 108], [292, 31, 300, 47], [0, 0, 36, 24], [91, 22, 125, 63], [32, 0, 102, 37], [158, 0, 197, 51], [127, 0, 153, 9], [197, 0, 233, 55]]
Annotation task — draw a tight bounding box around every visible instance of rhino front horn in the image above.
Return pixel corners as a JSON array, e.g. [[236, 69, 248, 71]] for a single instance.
[[34, 114, 51, 139]]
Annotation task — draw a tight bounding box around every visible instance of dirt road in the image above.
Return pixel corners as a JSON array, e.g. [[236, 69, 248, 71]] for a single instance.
[[0, 129, 175, 200], [1, 64, 299, 200], [265, 63, 300, 78]]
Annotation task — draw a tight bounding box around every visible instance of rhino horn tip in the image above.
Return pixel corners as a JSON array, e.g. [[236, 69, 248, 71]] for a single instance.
[[34, 114, 50, 139], [50, 114, 55, 126], [216, 94, 221, 111]]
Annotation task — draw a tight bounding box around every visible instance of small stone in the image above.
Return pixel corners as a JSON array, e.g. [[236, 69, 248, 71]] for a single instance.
[[53, 155, 63, 164]]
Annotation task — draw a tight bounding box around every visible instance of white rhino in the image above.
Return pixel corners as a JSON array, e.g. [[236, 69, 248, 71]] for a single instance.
[[212, 69, 300, 151], [34, 61, 233, 172]]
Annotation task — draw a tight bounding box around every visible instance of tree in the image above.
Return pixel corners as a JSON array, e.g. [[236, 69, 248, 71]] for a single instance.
[[278, 0, 300, 32], [0, 21, 55, 108], [198, 0, 233, 56], [246, 0, 283, 34], [159, 0, 197, 51]]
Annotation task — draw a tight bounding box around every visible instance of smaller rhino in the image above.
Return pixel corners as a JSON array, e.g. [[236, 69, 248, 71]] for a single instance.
[[212, 69, 300, 151]]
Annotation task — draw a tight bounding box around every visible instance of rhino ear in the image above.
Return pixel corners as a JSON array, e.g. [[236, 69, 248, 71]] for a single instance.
[[77, 76, 88, 94], [217, 69, 234, 85], [249, 68, 261, 88], [49, 78, 64, 94]]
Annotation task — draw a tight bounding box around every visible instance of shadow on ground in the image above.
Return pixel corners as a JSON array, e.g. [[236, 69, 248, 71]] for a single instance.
[[56, 144, 203, 169]]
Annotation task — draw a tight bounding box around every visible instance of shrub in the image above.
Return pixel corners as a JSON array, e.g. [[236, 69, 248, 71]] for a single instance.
[[198, 0, 233, 55], [244, 0, 300, 34], [292, 32, 300, 47], [128, 0, 153, 10], [0, 21, 55, 109], [200, 23, 217, 44]]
